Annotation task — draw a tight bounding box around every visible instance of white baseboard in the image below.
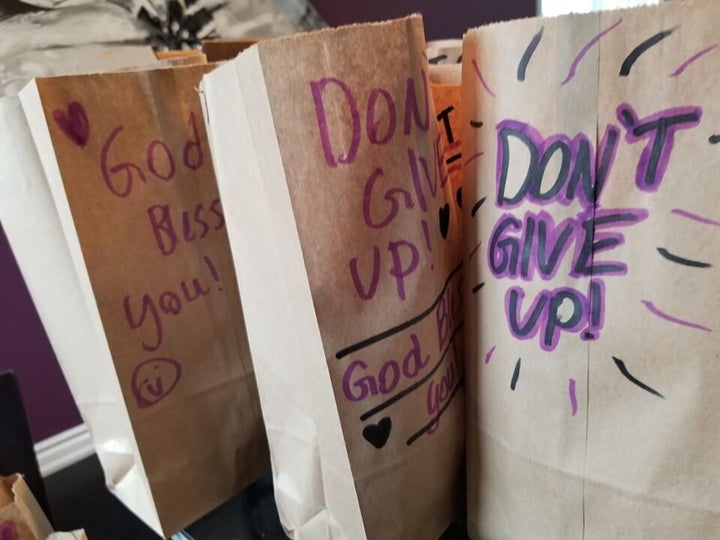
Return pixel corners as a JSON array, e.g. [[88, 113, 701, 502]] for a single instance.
[[34, 424, 95, 477]]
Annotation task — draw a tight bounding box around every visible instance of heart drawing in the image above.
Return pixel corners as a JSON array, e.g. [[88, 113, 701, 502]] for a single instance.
[[438, 203, 450, 239], [52, 101, 90, 148], [362, 416, 392, 449]]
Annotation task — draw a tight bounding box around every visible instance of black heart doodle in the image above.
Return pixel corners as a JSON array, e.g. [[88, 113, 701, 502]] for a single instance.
[[456, 187, 462, 209], [362, 417, 392, 449], [438, 203, 450, 239]]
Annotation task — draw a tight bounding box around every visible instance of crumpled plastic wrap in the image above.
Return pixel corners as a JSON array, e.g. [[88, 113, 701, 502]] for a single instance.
[[0, 3, 150, 96], [6, 0, 133, 9], [0, 0, 323, 97], [0, 43, 157, 97], [212, 0, 324, 39], [0, 3, 147, 58]]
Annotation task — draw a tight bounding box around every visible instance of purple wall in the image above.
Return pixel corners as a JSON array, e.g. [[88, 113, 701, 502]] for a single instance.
[[310, 1, 537, 40], [0, 225, 82, 442]]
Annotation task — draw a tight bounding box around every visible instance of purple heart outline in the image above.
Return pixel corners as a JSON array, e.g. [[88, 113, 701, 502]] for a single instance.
[[52, 101, 90, 148]]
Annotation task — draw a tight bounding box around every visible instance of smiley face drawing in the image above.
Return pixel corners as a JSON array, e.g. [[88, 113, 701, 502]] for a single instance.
[[130, 357, 182, 409]]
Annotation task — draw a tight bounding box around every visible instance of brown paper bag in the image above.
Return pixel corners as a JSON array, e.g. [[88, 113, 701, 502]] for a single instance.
[[158, 55, 208, 67], [201, 39, 259, 62], [202, 15, 464, 539], [463, 1, 720, 538], [153, 50, 208, 67], [0, 474, 85, 540], [0, 475, 51, 540], [17, 64, 268, 536], [154, 50, 207, 63]]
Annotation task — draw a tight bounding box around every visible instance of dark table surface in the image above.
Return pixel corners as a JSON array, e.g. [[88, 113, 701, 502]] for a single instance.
[[45, 455, 468, 539]]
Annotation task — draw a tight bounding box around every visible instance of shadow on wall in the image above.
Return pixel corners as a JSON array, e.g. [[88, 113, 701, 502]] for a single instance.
[[309, 0, 537, 40]]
